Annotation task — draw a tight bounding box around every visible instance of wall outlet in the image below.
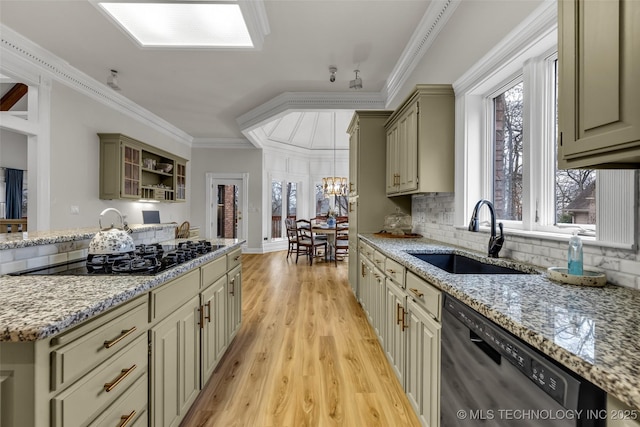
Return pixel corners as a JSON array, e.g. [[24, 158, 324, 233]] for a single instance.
[[70, 205, 80, 215]]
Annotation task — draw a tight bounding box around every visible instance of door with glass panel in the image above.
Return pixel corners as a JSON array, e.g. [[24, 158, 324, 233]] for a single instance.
[[211, 179, 244, 240], [271, 180, 297, 240]]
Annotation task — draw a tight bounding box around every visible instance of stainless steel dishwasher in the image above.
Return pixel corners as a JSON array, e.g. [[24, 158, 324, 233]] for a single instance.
[[441, 295, 606, 426]]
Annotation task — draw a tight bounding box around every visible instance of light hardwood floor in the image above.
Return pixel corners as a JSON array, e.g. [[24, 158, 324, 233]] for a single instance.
[[180, 251, 420, 427]]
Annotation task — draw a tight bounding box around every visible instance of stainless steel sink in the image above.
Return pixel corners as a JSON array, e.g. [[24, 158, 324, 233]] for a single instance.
[[408, 253, 529, 275]]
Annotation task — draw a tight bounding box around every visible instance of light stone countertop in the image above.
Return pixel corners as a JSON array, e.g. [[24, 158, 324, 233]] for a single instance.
[[0, 239, 243, 342], [0, 223, 176, 250], [360, 234, 640, 412]]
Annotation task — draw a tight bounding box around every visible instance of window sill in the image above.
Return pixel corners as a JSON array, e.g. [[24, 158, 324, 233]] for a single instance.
[[453, 225, 636, 251]]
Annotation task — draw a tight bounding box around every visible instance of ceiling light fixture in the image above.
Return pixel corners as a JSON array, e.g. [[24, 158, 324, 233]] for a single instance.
[[322, 137, 347, 198], [349, 69, 362, 90], [107, 69, 121, 91], [93, 1, 270, 49], [329, 66, 337, 83]]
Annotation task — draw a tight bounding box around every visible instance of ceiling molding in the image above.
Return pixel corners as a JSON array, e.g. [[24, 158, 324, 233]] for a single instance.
[[239, 0, 271, 50], [0, 23, 193, 146], [192, 137, 256, 149], [236, 91, 385, 133], [384, 0, 461, 106], [453, 0, 557, 95]]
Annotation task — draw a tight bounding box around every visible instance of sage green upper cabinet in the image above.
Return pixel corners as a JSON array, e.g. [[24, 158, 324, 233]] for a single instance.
[[385, 85, 455, 196], [99, 133, 188, 202], [558, 0, 640, 168]]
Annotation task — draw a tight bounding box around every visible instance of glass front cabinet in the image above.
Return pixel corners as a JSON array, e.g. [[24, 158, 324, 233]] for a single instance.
[[99, 133, 187, 202]]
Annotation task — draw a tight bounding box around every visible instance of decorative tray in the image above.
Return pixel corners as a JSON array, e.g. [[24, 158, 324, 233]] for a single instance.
[[546, 267, 607, 287], [373, 232, 423, 239]]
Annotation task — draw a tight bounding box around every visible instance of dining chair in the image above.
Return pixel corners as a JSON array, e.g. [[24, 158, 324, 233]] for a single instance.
[[295, 219, 327, 265], [176, 221, 190, 238], [334, 218, 349, 266], [285, 218, 299, 259]]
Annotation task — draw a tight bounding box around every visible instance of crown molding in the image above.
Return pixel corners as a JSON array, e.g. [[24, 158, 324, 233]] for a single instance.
[[192, 137, 256, 149], [0, 24, 193, 146], [384, 0, 461, 105], [452, 0, 557, 95], [236, 91, 385, 133]]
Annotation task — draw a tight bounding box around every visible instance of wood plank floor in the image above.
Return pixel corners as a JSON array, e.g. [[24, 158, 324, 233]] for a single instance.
[[180, 251, 420, 427]]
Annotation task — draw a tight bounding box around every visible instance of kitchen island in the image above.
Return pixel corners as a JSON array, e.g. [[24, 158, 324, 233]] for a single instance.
[[359, 234, 640, 417], [0, 235, 244, 427]]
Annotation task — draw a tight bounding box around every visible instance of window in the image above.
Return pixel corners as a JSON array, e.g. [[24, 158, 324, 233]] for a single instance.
[[457, 11, 635, 247], [492, 80, 523, 221], [314, 184, 348, 218]]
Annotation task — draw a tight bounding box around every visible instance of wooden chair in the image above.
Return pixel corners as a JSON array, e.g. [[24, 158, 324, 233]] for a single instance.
[[334, 218, 349, 266], [285, 218, 299, 259], [295, 219, 327, 265], [176, 221, 190, 238]]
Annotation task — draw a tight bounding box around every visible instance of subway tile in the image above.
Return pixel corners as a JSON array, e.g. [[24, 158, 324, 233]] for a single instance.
[[0, 260, 27, 275]]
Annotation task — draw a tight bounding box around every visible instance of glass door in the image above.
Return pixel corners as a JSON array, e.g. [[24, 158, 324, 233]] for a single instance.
[[122, 144, 141, 198], [212, 179, 243, 239]]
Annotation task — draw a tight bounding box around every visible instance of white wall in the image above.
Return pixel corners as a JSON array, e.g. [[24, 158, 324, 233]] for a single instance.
[[190, 147, 263, 251], [0, 129, 28, 170], [388, 0, 545, 108], [47, 81, 191, 229]]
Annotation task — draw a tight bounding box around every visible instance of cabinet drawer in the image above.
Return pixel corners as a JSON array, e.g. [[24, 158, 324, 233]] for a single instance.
[[201, 255, 226, 289], [88, 373, 147, 427], [50, 296, 147, 391], [151, 269, 199, 321], [227, 248, 242, 271], [406, 272, 441, 321], [52, 334, 148, 427], [384, 258, 405, 287], [373, 251, 386, 271], [359, 241, 374, 260]]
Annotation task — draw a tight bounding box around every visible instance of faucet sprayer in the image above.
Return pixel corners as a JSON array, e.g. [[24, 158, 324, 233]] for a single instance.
[[468, 199, 504, 258]]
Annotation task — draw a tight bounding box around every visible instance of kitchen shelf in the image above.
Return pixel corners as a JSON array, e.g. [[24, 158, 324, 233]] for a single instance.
[[99, 133, 187, 202]]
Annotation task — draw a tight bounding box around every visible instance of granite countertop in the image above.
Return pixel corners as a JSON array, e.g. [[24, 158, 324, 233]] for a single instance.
[[0, 223, 176, 250], [360, 234, 640, 412], [0, 238, 243, 342]]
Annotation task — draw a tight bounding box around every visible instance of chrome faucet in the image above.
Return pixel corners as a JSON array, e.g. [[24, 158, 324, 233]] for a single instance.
[[468, 199, 504, 258]]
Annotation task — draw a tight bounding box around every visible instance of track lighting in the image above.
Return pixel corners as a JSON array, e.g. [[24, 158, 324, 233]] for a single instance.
[[349, 69, 362, 90], [107, 69, 121, 91], [329, 66, 337, 83]]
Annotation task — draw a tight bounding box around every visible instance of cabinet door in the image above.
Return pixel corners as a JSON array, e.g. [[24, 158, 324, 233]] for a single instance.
[[121, 144, 141, 198], [150, 295, 200, 427], [175, 161, 187, 201], [227, 265, 242, 342], [371, 264, 385, 340], [399, 103, 419, 192], [406, 299, 441, 427], [384, 279, 406, 385], [348, 198, 359, 297], [201, 276, 226, 384], [386, 126, 400, 194], [360, 257, 373, 319], [558, 0, 640, 168], [349, 121, 359, 196]]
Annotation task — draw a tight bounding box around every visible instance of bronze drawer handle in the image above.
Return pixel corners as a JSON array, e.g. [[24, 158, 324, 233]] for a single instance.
[[234, 255, 241, 261], [118, 410, 136, 427], [104, 327, 137, 349], [104, 364, 136, 392], [205, 301, 211, 322], [401, 308, 408, 332], [230, 278, 235, 296], [409, 288, 424, 298], [386, 268, 396, 275], [396, 303, 402, 325]]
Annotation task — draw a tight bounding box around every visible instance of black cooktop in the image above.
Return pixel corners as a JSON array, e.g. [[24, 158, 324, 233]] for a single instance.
[[10, 241, 224, 276]]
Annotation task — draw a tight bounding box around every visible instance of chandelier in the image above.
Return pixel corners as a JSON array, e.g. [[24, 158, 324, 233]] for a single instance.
[[322, 176, 347, 196], [322, 133, 347, 197]]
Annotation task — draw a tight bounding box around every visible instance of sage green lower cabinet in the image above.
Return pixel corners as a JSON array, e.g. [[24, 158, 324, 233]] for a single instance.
[[384, 277, 406, 385], [0, 248, 242, 427], [201, 275, 227, 383], [405, 298, 441, 427], [227, 264, 242, 342], [150, 294, 201, 427], [356, 239, 442, 427]]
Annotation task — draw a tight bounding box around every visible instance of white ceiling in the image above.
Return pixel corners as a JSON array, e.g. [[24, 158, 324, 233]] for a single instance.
[[0, 0, 433, 150]]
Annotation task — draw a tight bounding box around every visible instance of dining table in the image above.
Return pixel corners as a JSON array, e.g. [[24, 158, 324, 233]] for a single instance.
[[311, 223, 347, 261]]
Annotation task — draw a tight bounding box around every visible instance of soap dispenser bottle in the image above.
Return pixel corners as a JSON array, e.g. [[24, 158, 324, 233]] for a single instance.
[[568, 231, 583, 275]]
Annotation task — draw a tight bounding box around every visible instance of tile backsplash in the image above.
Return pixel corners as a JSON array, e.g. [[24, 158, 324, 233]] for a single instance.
[[412, 193, 640, 290]]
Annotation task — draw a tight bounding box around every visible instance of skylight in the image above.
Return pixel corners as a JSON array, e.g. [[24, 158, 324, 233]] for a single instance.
[[96, 2, 256, 48]]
